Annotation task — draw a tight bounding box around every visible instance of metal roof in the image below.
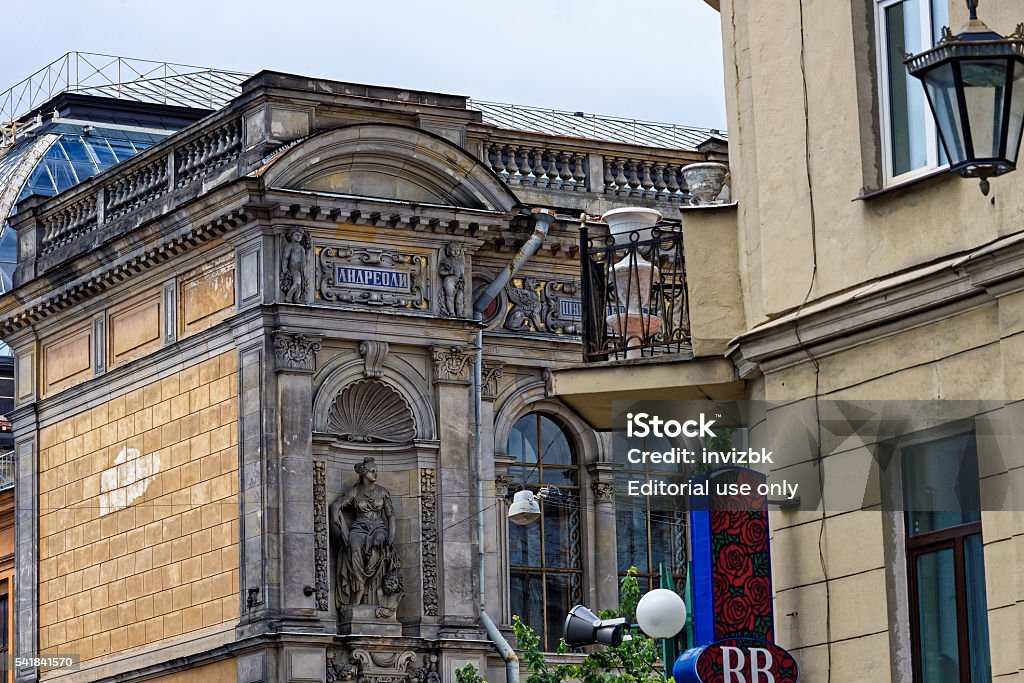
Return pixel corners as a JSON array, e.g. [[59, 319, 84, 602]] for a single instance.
[[2, 52, 724, 151], [467, 99, 725, 150]]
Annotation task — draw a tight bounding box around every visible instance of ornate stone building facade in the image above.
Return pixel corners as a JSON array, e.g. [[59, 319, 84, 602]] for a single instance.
[[0, 69, 725, 682]]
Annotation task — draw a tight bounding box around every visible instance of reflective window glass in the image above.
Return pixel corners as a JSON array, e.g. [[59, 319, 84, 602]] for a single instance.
[[507, 413, 581, 651]]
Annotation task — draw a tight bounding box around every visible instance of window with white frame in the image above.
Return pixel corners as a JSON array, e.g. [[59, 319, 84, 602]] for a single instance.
[[877, 0, 950, 183]]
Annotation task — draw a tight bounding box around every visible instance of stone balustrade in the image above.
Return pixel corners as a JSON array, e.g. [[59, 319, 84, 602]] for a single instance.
[[478, 132, 722, 205], [104, 156, 169, 222], [602, 158, 690, 202], [174, 118, 243, 187], [34, 116, 243, 257], [40, 193, 97, 255], [28, 115, 721, 265], [483, 142, 589, 191]]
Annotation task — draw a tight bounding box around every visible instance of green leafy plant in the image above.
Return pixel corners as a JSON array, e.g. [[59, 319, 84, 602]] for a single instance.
[[513, 567, 665, 683], [456, 569, 669, 682], [454, 663, 486, 683]]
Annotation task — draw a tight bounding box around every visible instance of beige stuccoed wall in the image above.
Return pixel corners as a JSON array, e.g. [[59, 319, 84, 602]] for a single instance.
[[36, 352, 239, 664], [750, 295, 1024, 679], [721, 0, 1024, 327]]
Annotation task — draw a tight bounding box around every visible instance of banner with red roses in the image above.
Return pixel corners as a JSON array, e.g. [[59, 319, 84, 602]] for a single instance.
[[690, 467, 775, 645]]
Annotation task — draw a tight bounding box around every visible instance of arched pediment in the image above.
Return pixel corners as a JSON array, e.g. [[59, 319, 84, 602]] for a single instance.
[[258, 123, 519, 212]]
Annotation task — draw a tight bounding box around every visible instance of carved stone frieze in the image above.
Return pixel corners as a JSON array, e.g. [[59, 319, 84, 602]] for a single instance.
[[313, 461, 329, 611], [504, 277, 544, 332], [273, 332, 322, 373], [420, 469, 439, 617], [406, 654, 441, 683], [327, 379, 416, 444], [352, 651, 415, 683], [280, 227, 312, 303], [326, 652, 359, 682], [359, 340, 390, 378], [488, 275, 582, 335], [317, 244, 428, 309], [430, 346, 475, 385], [437, 241, 466, 318], [481, 361, 504, 401]]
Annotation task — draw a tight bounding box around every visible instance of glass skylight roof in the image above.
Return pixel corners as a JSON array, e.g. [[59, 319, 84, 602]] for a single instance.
[[0, 123, 170, 297], [15, 126, 160, 202]]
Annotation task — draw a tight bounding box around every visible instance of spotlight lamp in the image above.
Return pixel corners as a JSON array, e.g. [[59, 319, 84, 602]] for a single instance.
[[563, 590, 687, 648], [563, 605, 627, 648], [906, 0, 1024, 195]]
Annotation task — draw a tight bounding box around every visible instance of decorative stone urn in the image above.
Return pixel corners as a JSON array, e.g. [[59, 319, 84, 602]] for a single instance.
[[682, 162, 730, 204], [601, 208, 663, 358], [601, 207, 663, 244]]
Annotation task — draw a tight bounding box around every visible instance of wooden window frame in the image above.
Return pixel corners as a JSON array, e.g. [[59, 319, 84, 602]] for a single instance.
[[507, 412, 583, 652]]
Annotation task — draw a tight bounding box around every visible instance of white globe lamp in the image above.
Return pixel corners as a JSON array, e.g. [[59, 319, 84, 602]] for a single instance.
[[635, 588, 687, 639]]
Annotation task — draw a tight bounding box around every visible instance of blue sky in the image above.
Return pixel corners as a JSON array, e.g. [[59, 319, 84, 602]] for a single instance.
[[0, 0, 727, 130]]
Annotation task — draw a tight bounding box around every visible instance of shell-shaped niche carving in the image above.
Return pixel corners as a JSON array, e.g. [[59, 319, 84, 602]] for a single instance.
[[327, 379, 416, 443]]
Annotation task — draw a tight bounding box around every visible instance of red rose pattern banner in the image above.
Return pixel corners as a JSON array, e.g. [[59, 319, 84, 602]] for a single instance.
[[708, 469, 774, 642]]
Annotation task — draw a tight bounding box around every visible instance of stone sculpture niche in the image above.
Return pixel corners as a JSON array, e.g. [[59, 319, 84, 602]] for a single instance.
[[330, 456, 405, 630]]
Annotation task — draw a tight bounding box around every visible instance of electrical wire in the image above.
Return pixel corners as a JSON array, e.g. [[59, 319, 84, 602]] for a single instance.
[[794, 0, 832, 678]]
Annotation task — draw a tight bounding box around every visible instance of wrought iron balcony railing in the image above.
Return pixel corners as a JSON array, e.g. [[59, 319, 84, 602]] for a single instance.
[[579, 224, 690, 362], [0, 449, 13, 489]]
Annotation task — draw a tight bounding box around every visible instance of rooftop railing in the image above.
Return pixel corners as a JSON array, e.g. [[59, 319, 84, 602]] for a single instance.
[[0, 52, 249, 127], [579, 224, 690, 362]]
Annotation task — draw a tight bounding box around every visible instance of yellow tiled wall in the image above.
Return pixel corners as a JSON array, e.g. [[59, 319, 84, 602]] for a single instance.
[[36, 351, 239, 661]]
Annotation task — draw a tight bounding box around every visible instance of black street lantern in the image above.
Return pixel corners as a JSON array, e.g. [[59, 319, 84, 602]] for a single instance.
[[906, 0, 1024, 194]]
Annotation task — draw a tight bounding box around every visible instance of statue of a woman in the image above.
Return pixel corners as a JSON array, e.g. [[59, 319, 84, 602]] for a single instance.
[[330, 457, 404, 618]]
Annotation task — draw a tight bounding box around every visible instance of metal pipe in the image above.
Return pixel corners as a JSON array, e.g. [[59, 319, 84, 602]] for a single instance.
[[473, 208, 556, 315], [471, 207, 554, 683]]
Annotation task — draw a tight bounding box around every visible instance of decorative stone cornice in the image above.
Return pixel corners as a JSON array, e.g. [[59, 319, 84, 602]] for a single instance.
[[430, 345, 475, 385], [728, 234, 1024, 375], [273, 331, 322, 373], [0, 209, 247, 337]]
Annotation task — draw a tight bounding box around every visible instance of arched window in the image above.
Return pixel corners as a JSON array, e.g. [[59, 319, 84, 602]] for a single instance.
[[616, 432, 687, 592], [507, 412, 582, 651]]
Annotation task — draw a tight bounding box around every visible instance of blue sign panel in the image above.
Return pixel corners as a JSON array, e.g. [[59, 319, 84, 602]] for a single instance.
[[335, 266, 410, 292], [560, 299, 583, 320]]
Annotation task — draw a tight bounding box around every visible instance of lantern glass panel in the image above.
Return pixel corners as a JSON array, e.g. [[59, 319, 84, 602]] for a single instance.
[[1006, 60, 1024, 166], [922, 62, 968, 165], [960, 59, 1011, 159]]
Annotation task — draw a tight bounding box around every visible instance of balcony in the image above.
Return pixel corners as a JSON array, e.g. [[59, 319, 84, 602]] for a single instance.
[[0, 450, 12, 490], [549, 202, 746, 430], [579, 223, 690, 362]]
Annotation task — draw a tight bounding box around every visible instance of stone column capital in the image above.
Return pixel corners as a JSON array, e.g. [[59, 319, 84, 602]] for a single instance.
[[591, 480, 615, 502], [273, 331, 323, 373], [430, 345, 475, 385], [481, 361, 505, 401]]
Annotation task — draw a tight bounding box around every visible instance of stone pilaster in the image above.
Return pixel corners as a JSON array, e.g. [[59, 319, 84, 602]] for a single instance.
[[587, 462, 621, 613], [12, 405, 38, 683], [430, 346, 477, 629], [273, 331, 323, 621]]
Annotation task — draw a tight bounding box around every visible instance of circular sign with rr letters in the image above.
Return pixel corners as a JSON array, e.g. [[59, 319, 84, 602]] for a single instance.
[[673, 638, 799, 683]]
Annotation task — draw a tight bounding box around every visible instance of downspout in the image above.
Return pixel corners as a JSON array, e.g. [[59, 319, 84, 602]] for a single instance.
[[472, 208, 556, 683]]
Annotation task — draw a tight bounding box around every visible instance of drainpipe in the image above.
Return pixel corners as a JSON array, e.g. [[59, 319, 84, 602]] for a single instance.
[[472, 208, 556, 683]]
